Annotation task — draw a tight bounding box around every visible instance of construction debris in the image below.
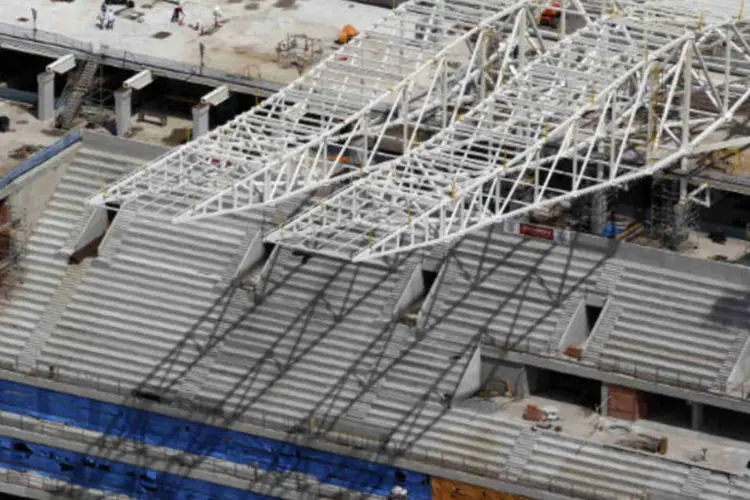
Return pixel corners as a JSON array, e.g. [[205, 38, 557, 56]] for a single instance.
[[8, 145, 42, 160]]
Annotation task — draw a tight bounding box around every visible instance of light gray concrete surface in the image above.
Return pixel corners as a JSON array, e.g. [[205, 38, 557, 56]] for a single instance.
[[0, 0, 388, 86]]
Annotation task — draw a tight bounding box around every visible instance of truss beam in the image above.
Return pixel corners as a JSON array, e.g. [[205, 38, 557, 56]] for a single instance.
[[270, 10, 750, 261], [90, 0, 573, 215]]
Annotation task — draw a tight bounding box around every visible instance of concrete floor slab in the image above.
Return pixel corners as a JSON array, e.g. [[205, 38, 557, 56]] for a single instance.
[[0, 0, 388, 85], [0, 100, 59, 176]]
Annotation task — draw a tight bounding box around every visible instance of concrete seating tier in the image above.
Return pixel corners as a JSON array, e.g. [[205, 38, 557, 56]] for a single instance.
[[0, 147, 136, 367]]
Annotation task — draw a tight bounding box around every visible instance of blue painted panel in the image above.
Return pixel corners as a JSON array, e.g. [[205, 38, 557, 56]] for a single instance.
[[0, 435, 273, 499], [0, 131, 82, 191], [0, 379, 432, 498]]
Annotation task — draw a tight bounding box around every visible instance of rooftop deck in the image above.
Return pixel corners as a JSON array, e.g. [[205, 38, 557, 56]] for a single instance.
[[0, 0, 388, 86]]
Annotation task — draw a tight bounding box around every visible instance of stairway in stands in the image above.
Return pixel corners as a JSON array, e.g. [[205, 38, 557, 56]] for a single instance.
[[57, 60, 99, 130]]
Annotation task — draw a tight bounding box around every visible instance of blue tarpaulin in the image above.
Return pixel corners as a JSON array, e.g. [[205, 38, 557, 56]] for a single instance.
[[0, 435, 273, 499], [0, 378, 432, 498]]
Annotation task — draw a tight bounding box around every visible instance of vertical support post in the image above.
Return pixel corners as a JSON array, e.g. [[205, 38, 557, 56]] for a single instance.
[[680, 43, 693, 201], [600, 383, 609, 417], [192, 104, 210, 138], [36, 72, 55, 123], [690, 402, 703, 430], [724, 31, 732, 113], [440, 60, 448, 129], [114, 88, 132, 138], [560, 0, 566, 37], [518, 8, 527, 69]]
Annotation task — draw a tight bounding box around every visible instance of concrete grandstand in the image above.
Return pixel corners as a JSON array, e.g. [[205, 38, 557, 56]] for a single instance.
[[0, 0, 748, 499]]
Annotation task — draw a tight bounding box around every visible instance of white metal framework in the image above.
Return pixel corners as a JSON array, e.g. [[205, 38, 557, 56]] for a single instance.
[[270, 1, 750, 261], [90, 0, 575, 216]]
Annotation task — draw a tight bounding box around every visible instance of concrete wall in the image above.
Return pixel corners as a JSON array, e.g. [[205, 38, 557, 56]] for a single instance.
[[558, 300, 587, 351], [6, 146, 78, 237], [231, 232, 265, 284], [728, 335, 750, 389], [455, 346, 481, 403], [394, 266, 424, 319], [72, 208, 107, 254]]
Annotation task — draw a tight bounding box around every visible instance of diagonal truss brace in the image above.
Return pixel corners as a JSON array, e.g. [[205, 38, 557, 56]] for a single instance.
[[355, 28, 750, 261]]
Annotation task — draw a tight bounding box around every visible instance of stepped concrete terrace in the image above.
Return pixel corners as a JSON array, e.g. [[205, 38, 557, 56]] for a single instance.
[[594, 260, 750, 390], [430, 228, 609, 357], [199, 248, 407, 427], [0, 141, 145, 369], [37, 204, 267, 392]]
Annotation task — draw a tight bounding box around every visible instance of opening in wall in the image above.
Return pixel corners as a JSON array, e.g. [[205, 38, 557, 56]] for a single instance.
[[69, 203, 120, 265], [397, 268, 438, 326]]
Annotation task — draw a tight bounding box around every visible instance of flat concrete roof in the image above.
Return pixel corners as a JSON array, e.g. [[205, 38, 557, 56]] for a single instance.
[[0, 0, 388, 87]]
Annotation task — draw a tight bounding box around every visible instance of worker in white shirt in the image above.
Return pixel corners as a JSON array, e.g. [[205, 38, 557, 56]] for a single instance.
[[106, 8, 116, 30], [213, 6, 224, 28]]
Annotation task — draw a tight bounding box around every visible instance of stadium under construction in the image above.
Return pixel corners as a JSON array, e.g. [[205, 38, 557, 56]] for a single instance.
[[0, 0, 749, 499]]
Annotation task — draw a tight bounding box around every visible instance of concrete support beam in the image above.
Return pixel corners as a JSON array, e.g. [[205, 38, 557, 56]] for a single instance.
[[192, 104, 210, 138], [36, 72, 55, 123], [200, 85, 229, 106], [114, 88, 133, 138], [123, 69, 153, 91], [45, 54, 75, 75], [600, 383, 609, 417], [690, 402, 704, 431]]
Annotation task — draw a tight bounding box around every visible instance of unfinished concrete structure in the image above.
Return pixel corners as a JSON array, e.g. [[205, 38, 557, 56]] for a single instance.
[[0, 0, 749, 499]]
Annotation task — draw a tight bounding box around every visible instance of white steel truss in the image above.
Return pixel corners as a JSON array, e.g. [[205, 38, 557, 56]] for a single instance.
[[90, 0, 577, 216], [270, 3, 750, 261]]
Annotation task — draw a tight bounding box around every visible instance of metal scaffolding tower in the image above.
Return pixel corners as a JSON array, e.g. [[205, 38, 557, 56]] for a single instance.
[[90, 0, 578, 218], [270, 1, 750, 261]]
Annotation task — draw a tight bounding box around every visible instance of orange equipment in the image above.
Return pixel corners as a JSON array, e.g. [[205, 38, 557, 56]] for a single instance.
[[336, 24, 359, 44], [538, 0, 562, 28]]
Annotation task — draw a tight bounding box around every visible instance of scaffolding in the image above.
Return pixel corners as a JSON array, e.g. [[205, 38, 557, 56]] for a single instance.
[[649, 178, 697, 251], [275, 34, 324, 74]]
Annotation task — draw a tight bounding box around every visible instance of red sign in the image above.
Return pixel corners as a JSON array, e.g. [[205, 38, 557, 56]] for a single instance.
[[519, 223, 554, 241]]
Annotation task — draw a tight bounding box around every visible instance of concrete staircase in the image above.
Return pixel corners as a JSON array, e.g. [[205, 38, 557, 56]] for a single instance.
[[58, 59, 99, 129], [680, 466, 710, 498], [17, 260, 91, 373], [583, 303, 621, 365], [594, 261, 625, 295], [506, 427, 537, 482]]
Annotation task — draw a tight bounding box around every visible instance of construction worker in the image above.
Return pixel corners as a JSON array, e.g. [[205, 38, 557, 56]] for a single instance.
[[213, 6, 224, 28], [171, 1, 184, 23], [97, 8, 106, 30], [106, 8, 116, 30]]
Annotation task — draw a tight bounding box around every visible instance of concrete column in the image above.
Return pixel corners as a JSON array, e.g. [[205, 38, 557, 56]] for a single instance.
[[37, 72, 55, 123], [690, 402, 704, 431], [590, 190, 609, 236], [114, 88, 133, 138], [192, 104, 210, 138], [600, 383, 609, 417]]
